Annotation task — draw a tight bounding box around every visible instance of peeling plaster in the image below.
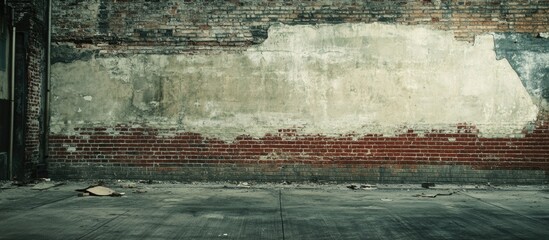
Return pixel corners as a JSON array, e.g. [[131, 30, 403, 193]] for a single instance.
[[51, 23, 538, 140]]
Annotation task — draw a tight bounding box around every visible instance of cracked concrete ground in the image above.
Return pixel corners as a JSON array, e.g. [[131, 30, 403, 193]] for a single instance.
[[0, 181, 548, 239]]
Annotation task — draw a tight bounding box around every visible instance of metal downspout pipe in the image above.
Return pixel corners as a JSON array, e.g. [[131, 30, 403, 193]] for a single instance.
[[43, 0, 51, 166], [8, 25, 14, 179]]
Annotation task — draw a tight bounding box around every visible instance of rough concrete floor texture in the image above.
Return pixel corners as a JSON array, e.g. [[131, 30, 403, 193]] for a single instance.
[[0, 181, 548, 240]]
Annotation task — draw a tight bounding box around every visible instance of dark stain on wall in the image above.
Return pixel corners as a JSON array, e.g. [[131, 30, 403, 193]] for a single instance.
[[51, 44, 98, 64], [494, 33, 549, 107]]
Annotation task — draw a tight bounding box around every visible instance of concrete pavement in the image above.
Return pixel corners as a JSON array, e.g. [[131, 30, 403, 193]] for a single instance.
[[0, 181, 548, 239]]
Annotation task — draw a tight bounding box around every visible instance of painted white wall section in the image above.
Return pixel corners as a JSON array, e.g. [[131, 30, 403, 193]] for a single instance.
[[51, 23, 538, 140]]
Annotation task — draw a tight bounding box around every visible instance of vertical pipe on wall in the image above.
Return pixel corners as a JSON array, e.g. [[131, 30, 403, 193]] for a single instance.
[[8, 26, 14, 179], [43, 0, 51, 162]]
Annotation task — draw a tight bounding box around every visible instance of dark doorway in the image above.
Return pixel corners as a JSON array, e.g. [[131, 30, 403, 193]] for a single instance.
[[12, 30, 28, 180], [0, 3, 30, 180]]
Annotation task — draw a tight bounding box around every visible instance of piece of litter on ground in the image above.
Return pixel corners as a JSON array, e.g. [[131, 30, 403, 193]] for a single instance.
[[86, 186, 116, 196], [348, 184, 377, 190], [77, 192, 90, 197], [138, 180, 155, 184], [237, 182, 251, 188], [413, 192, 455, 198], [111, 192, 125, 197], [414, 194, 438, 198], [76, 185, 123, 197], [381, 198, 393, 202], [422, 182, 435, 189], [347, 184, 358, 190], [361, 184, 377, 190], [121, 183, 137, 188]]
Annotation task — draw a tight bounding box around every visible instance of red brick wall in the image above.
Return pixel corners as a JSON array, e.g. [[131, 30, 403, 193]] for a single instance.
[[48, 116, 549, 183], [49, 0, 549, 183]]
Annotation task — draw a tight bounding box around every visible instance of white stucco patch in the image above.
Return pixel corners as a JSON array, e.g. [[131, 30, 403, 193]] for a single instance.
[[51, 23, 538, 140]]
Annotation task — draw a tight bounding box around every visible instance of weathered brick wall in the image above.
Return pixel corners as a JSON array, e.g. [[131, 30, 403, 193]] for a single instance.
[[8, 0, 48, 180], [49, 0, 549, 183], [26, 17, 48, 179], [52, 0, 549, 53], [49, 121, 549, 183]]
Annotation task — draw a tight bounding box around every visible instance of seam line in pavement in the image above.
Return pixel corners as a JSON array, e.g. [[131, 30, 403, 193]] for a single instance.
[[77, 210, 130, 240], [279, 189, 286, 240], [458, 191, 546, 225], [30, 195, 74, 209]]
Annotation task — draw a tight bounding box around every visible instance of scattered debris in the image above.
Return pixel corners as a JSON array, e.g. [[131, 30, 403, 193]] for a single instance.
[[133, 189, 147, 194], [361, 184, 377, 190], [282, 180, 292, 185], [31, 181, 64, 190], [218, 233, 229, 238], [421, 182, 435, 189], [347, 184, 358, 190], [381, 198, 393, 202], [413, 192, 455, 198], [77, 192, 90, 197], [76, 185, 124, 197], [121, 183, 137, 188], [414, 194, 437, 198], [347, 184, 377, 190], [237, 182, 251, 188], [138, 179, 155, 184]]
